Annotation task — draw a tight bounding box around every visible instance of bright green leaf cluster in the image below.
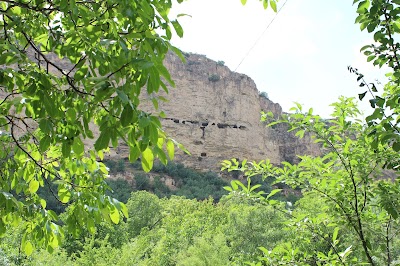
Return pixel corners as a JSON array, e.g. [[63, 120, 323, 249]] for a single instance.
[[240, 0, 279, 12], [352, 0, 400, 160], [0, 0, 185, 253], [223, 98, 400, 265]]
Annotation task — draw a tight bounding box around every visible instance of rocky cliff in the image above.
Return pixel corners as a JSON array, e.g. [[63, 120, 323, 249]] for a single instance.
[[1, 49, 321, 172], [135, 52, 321, 171]]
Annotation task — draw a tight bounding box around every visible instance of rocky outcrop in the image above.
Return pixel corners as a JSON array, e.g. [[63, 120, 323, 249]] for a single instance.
[[1, 49, 321, 172], [137, 52, 321, 171]]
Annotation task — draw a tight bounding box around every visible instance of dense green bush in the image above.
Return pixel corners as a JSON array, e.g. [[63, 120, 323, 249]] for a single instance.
[[2, 191, 291, 265], [134, 173, 151, 191], [208, 74, 220, 82], [125, 191, 163, 239], [151, 162, 228, 200], [103, 159, 126, 174], [105, 178, 134, 203], [259, 91, 269, 99]]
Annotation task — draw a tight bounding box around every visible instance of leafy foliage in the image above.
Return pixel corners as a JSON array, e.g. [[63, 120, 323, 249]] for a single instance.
[[0, 191, 289, 265], [217, 60, 225, 66], [241, 0, 279, 11], [227, 1, 400, 265], [152, 162, 229, 200], [223, 98, 400, 265], [0, 0, 186, 253], [208, 74, 220, 82], [259, 91, 269, 99], [351, 0, 400, 161]]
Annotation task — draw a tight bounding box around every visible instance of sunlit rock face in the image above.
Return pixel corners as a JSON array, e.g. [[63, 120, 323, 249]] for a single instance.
[[137, 52, 321, 171]]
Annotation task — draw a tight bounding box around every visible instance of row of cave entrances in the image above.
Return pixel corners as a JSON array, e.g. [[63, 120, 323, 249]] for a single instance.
[[164, 118, 248, 159], [166, 118, 247, 130]]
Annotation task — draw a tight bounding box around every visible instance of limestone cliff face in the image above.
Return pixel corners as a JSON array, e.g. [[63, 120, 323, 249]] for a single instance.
[[139, 52, 321, 171], [1, 50, 321, 171]]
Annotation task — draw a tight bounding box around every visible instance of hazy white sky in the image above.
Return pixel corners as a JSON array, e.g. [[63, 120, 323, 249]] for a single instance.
[[169, 0, 387, 118]]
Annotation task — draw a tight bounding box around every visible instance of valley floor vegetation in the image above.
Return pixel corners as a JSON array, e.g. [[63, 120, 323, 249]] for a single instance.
[[1, 190, 289, 265]]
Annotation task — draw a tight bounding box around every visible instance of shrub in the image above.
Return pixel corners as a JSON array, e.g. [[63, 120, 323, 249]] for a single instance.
[[125, 191, 162, 239], [153, 176, 171, 198], [106, 178, 134, 203], [259, 91, 269, 99], [116, 159, 125, 173], [103, 159, 125, 173], [130, 160, 142, 169], [217, 60, 225, 66], [208, 74, 220, 82], [134, 174, 151, 191]]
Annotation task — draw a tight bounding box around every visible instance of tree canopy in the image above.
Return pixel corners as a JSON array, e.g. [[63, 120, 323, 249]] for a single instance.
[[0, 0, 186, 254], [220, 0, 400, 265]]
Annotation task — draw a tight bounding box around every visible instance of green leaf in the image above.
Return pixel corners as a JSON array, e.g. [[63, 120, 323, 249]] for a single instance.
[[139, 116, 150, 128], [39, 135, 51, 152], [22, 240, 33, 256], [94, 130, 111, 151], [166, 139, 174, 160], [58, 187, 71, 203], [241, 0, 247, 5], [10, 6, 22, 15], [39, 119, 53, 134], [141, 147, 154, 172], [62, 142, 71, 157], [366, 239, 372, 250], [0, 52, 18, 65], [270, 0, 277, 12], [29, 179, 39, 194], [369, 99, 376, 108], [74, 65, 88, 81], [87, 218, 96, 235], [392, 142, 400, 152], [172, 20, 184, 38], [386, 205, 399, 219], [66, 108, 77, 122], [266, 189, 281, 200], [72, 137, 84, 156], [224, 186, 233, 192], [343, 139, 352, 153], [120, 202, 128, 218], [120, 104, 133, 127], [357, 0, 370, 14], [109, 208, 120, 224], [129, 146, 141, 162], [43, 93, 57, 117], [358, 91, 367, 100], [157, 63, 174, 87], [367, 55, 375, 62], [332, 227, 339, 241], [117, 90, 129, 104], [263, 0, 268, 9], [40, 199, 47, 209], [249, 184, 262, 192]]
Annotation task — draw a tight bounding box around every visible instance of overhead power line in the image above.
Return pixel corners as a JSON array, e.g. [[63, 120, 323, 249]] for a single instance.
[[234, 0, 290, 71]]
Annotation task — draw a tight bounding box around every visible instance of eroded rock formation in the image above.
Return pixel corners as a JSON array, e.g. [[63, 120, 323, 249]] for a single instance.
[[136, 52, 321, 171], [1, 49, 321, 172]]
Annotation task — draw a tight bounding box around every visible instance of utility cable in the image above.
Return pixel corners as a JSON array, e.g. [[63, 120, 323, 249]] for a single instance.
[[234, 0, 290, 71]]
